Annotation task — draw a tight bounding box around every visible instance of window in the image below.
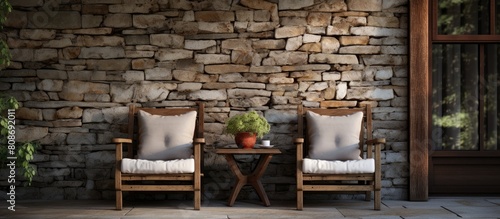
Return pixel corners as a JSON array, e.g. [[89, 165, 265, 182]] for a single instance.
[[431, 0, 500, 151]]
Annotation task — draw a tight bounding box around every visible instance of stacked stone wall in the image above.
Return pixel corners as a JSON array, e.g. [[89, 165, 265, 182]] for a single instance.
[[0, 0, 408, 200]]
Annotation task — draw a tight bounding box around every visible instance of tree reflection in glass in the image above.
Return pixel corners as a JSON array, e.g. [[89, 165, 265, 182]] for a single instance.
[[437, 0, 490, 35], [432, 44, 479, 150]]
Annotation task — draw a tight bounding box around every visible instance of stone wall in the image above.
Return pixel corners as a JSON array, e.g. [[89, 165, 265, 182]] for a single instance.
[[0, 0, 408, 200]]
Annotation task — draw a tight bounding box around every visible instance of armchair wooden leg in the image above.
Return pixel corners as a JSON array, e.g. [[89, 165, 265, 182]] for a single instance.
[[297, 190, 303, 210], [116, 191, 122, 210], [194, 190, 201, 210], [365, 191, 371, 201], [374, 190, 381, 210]]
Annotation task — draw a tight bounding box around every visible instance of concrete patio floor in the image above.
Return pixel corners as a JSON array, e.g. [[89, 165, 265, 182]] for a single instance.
[[1, 196, 499, 219]]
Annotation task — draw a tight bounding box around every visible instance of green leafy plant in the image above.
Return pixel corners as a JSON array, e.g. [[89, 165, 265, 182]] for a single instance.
[[0, 95, 39, 185], [224, 111, 270, 138], [0, 0, 11, 69]]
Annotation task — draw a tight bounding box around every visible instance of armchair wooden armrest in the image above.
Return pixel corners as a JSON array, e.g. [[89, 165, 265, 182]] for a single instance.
[[194, 138, 205, 144], [113, 138, 132, 144], [366, 138, 386, 145], [294, 137, 304, 144]]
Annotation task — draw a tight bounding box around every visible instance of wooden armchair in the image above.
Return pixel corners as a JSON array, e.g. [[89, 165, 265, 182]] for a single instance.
[[113, 103, 205, 210], [295, 105, 384, 210]]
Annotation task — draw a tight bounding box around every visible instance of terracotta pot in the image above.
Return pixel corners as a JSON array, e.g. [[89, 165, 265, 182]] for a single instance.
[[235, 132, 257, 149]]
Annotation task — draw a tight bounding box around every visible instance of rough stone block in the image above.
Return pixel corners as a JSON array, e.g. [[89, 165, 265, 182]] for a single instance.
[[195, 11, 235, 22], [346, 87, 394, 100], [27, 11, 81, 29], [37, 70, 68, 80], [145, 68, 172, 80], [56, 107, 83, 119], [351, 26, 407, 37], [101, 106, 128, 124], [221, 39, 252, 51], [103, 14, 132, 28], [285, 36, 302, 51], [34, 49, 58, 61], [37, 79, 64, 92], [82, 4, 108, 14], [172, 70, 198, 81], [339, 36, 370, 45], [252, 39, 286, 50], [368, 16, 400, 28], [131, 59, 155, 70], [303, 34, 321, 43], [150, 34, 184, 48], [20, 29, 56, 40], [278, 0, 314, 10], [76, 36, 125, 47], [236, 10, 253, 21], [195, 54, 231, 64], [86, 151, 114, 168], [339, 45, 381, 54], [59, 81, 110, 101], [362, 55, 406, 65], [86, 59, 131, 71], [347, 0, 382, 11], [298, 43, 322, 52], [307, 12, 331, 27], [84, 94, 111, 102], [155, 49, 192, 61], [43, 38, 73, 48], [79, 47, 125, 59], [249, 66, 282, 73], [5, 10, 27, 28], [185, 40, 217, 50], [82, 15, 103, 28], [198, 22, 234, 33], [10, 48, 33, 61], [247, 22, 279, 32], [306, 0, 347, 12], [309, 54, 359, 64], [381, 46, 407, 55], [17, 108, 43, 121], [133, 14, 166, 29], [326, 24, 350, 35], [16, 126, 48, 142], [109, 3, 154, 13], [269, 51, 308, 65], [275, 26, 306, 38], [178, 83, 203, 92], [205, 65, 250, 74], [228, 89, 271, 98], [254, 10, 271, 22], [188, 90, 227, 100]]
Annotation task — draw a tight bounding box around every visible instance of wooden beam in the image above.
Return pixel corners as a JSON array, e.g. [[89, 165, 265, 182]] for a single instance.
[[409, 0, 429, 201]]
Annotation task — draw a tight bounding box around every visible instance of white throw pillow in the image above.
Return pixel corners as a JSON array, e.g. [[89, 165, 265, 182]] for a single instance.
[[306, 111, 363, 161], [137, 110, 197, 160]]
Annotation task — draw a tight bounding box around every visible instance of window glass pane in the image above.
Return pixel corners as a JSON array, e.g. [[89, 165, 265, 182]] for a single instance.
[[497, 0, 500, 34], [484, 44, 500, 150], [432, 44, 479, 150], [437, 0, 490, 35]]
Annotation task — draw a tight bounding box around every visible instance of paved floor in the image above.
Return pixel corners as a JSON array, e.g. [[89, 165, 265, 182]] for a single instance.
[[1, 197, 499, 219]]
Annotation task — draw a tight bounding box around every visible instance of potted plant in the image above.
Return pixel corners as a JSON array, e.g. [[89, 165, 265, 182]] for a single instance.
[[224, 111, 270, 149]]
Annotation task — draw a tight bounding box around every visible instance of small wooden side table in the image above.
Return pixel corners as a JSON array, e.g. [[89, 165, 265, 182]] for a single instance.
[[215, 147, 281, 207]]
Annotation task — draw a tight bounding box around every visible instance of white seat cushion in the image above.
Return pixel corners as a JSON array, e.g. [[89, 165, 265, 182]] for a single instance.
[[121, 158, 195, 174], [302, 158, 375, 174]]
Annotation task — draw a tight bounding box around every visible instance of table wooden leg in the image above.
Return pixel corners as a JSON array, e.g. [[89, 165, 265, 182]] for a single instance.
[[249, 154, 274, 206], [224, 154, 247, 207], [224, 154, 275, 207]]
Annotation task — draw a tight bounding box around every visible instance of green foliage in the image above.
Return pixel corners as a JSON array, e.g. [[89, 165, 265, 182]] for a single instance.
[[0, 95, 39, 186], [0, 0, 11, 69], [224, 111, 270, 138]]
